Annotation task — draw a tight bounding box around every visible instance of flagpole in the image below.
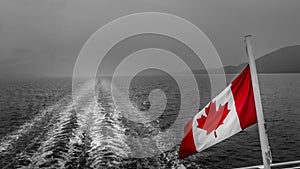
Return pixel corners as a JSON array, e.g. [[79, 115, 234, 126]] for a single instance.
[[244, 35, 272, 169]]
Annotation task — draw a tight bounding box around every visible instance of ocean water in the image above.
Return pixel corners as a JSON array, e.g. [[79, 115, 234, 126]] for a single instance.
[[0, 74, 299, 169]]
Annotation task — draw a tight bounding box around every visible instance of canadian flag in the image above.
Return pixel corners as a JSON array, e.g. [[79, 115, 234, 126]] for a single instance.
[[179, 65, 257, 158]]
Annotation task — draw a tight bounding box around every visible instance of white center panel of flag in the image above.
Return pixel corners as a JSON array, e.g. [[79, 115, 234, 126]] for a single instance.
[[192, 85, 242, 152]]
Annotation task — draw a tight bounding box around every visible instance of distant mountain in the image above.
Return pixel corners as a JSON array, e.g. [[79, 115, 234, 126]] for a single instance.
[[192, 45, 300, 74], [256, 45, 300, 73]]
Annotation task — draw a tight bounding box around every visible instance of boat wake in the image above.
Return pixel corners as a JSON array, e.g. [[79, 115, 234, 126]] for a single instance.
[[0, 79, 184, 169]]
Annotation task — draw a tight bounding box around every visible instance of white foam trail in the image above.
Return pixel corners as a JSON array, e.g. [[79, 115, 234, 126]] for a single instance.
[[25, 78, 132, 168], [27, 79, 97, 168], [29, 104, 73, 160], [87, 79, 131, 168], [0, 98, 65, 154]]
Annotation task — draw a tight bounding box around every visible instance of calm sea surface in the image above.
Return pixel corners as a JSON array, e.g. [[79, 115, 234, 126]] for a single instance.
[[0, 74, 299, 169]]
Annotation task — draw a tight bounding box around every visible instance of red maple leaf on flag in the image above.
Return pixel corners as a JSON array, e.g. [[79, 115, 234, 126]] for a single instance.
[[197, 101, 230, 138]]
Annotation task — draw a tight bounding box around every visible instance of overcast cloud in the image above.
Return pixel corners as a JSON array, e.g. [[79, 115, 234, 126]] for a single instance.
[[0, 0, 299, 77]]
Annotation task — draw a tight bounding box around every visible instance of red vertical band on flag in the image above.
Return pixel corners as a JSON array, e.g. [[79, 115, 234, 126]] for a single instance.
[[231, 65, 257, 129], [179, 117, 197, 159]]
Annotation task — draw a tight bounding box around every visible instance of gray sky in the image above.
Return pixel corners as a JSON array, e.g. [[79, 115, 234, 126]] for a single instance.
[[0, 0, 300, 77]]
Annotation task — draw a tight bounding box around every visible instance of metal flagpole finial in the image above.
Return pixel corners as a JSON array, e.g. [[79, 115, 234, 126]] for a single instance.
[[244, 35, 253, 56]]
